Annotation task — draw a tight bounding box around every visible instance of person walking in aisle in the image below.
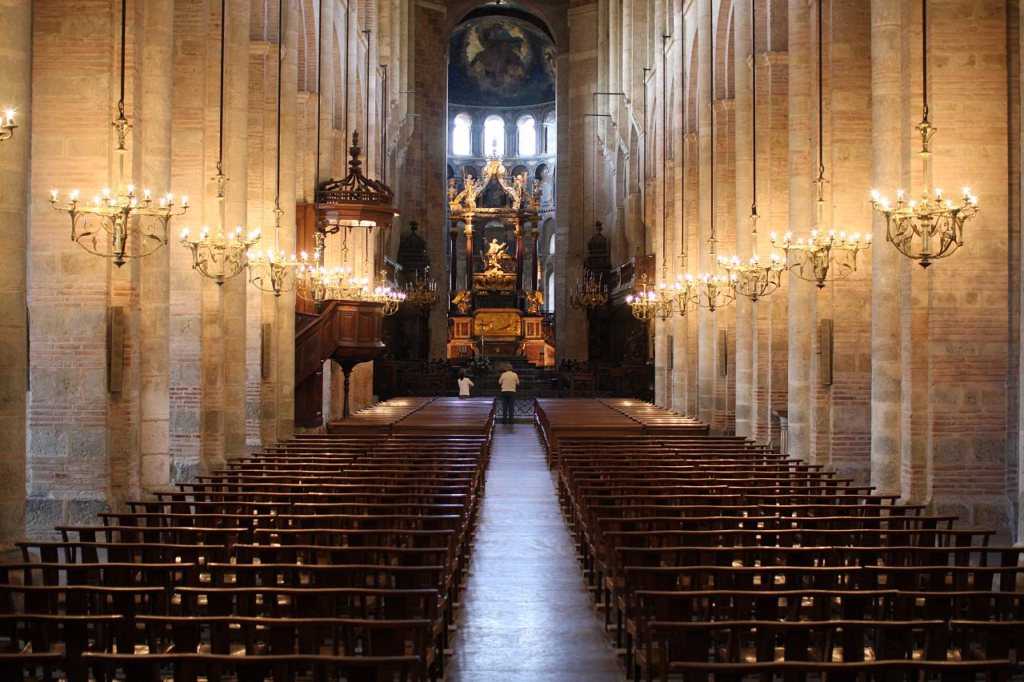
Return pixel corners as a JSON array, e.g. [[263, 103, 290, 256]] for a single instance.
[[498, 363, 520, 425], [458, 369, 474, 399]]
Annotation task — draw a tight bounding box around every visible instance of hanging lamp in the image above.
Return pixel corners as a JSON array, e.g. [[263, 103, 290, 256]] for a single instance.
[[628, 67, 660, 321], [651, 34, 679, 322], [719, 0, 786, 302], [51, 0, 187, 266], [692, 6, 735, 312], [773, 0, 870, 287], [248, 0, 302, 296], [179, 0, 260, 283], [869, 0, 977, 267]]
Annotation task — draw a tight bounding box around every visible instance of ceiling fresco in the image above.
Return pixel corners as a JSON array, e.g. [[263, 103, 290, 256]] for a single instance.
[[448, 17, 556, 108]]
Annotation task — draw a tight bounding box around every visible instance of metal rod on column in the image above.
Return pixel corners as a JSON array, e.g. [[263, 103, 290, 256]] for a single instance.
[[464, 218, 474, 292]]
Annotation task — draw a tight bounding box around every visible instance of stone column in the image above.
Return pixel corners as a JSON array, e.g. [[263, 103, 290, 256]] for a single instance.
[[869, 0, 902, 493], [787, 0, 814, 460], [222, 0, 251, 458], [0, 0, 30, 548], [697, 0, 716, 426], [557, 8, 592, 361], [318, 0, 334, 184], [275, 0, 299, 440], [139, 0, 174, 491], [733, 0, 754, 438]]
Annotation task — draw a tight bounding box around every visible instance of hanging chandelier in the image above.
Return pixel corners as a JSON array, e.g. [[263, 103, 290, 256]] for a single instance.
[[0, 109, 16, 144], [777, 0, 870, 288], [692, 272, 736, 313], [51, 0, 186, 267], [652, 34, 679, 320], [772, 228, 870, 288], [179, 0, 260, 283], [248, 0, 301, 296], [869, 0, 977, 268], [629, 66, 658, 322], [719, 250, 786, 302], [570, 270, 608, 310], [405, 266, 439, 312], [626, 275, 658, 321], [691, 7, 734, 314], [719, 1, 786, 303]]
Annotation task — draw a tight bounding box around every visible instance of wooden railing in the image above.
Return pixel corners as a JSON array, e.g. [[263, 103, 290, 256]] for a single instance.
[[295, 299, 385, 428]]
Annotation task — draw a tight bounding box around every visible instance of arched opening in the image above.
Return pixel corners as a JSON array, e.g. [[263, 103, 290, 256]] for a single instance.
[[544, 111, 556, 154], [452, 113, 472, 156], [483, 115, 505, 157], [517, 115, 537, 156]]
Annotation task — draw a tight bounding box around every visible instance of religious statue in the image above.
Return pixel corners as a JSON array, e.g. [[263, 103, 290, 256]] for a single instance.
[[525, 290, 544, 315], [484, 238, 509, 273], [452, 290, 473, 315]]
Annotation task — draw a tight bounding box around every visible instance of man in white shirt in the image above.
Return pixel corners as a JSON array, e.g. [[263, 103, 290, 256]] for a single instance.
[[498, 363, 520, 425]]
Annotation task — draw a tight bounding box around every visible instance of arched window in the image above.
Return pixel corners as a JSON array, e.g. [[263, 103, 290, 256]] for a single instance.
[[517, 115, 536, 156], [483, 115, 504, 157], [544, 112, 556, 154], [452, 113, 472, 156], [547, 273, 556, 312], [549, 232, 556, 256]]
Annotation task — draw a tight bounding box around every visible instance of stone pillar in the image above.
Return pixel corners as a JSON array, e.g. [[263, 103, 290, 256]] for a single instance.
[[139, 0, 174, 491], [0, 0, 30, 547], [733, 0, 754, 438], [697, 0, 716, 426], [869, 0, 902, 493], [557, 8, 591, 361], [787, 0, 813, 460], [318, 0, 334, 185], [222, 0, 251, 458], [275, 0, 299, 440]]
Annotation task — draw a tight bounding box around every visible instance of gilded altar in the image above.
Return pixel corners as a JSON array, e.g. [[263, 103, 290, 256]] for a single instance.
[[474, 309, 522, 337]]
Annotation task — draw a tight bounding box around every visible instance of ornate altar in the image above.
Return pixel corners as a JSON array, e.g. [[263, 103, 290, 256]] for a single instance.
[[445, 153, 554, 366]]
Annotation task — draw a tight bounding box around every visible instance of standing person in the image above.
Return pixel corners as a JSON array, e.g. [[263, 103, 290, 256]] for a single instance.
[[498, 362, 520, 425], [457, 369, 474, 399]]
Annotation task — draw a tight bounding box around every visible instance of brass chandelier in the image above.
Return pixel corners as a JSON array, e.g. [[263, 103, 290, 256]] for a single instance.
[[570, 268, 607, 310], [0, 109, 16, 144], [248, 0, 301, 296], [692, 6, 734, 314], [719, 0, 785, 303], [778, 0, 869, 287], [179, 0, 260, 284], [626, 275, 658, 321], [51, 0, 187, 267], [651, 35, 682, 322], [405, 266, 439, 312], [628, 66, 660, 321], [869, 0, 978, 268]]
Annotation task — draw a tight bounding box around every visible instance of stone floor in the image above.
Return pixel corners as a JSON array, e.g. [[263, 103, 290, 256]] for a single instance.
[[446, 424, 621, 682]]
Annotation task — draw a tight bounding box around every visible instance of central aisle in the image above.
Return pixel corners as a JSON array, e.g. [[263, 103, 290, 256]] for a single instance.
[[447, 424, 621, 682]]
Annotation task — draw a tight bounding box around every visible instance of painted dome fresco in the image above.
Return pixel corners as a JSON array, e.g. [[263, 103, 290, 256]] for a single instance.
[[448, 17, 556, 108]]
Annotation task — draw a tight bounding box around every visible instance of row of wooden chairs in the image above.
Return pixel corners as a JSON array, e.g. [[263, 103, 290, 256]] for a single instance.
[[3, 398, 495, 681], [540, 400, 1022, 682]]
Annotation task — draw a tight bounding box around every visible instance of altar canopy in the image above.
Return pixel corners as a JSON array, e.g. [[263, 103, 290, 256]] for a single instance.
[[446, 155, 552, 365]]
